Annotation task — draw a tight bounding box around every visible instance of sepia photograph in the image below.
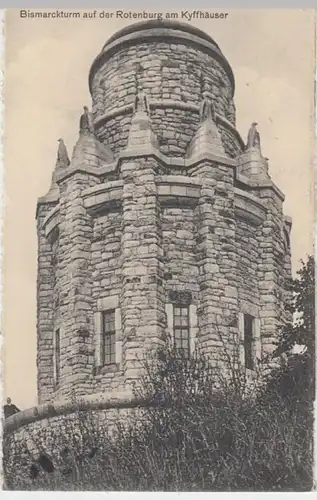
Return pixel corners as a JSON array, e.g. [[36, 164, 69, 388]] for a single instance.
[[2, 8, 316, 491]]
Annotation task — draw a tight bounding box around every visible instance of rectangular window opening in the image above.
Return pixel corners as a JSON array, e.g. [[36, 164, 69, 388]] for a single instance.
[[173, 305, 190, 358], [102, 309, 116, 366], [54, 328, 60, 387], [244, 314, 254, 370]]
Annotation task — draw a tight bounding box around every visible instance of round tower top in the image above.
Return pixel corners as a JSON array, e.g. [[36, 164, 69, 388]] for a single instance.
[[102, 20, 221, 51], [89, 19, 234, 94]]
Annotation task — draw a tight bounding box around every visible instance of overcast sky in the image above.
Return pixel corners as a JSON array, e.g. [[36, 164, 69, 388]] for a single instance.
[[3, 9, 315, 409]]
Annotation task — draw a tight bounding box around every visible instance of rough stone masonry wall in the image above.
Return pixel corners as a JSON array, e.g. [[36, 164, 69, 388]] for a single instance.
[[162, 206, 199, 304], [51, 234, 60, 352], [54, 172, 100, 401], [120, 156, 166, 387], [282, 231, 292, 322], [191, 160, 238, 365], [235, 218, 261, 308], [37, 203, 59, 404], [254, 187, 290, 357], [35, 21, 293, 407], [91, 40, 240, 158], [89, 210, 125, 394], [217, 123, 242, 159]]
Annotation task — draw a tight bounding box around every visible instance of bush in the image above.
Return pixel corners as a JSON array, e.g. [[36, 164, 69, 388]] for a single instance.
[[3, 334, 314, 491]]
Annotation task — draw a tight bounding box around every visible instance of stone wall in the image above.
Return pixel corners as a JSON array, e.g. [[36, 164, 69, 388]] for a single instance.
[[3, 392, 141, 481], [89, 21, 241, 158], [120, 156, 166, 383], [35, 20, 293, 405], [88, 210, 125, 393], [236, 218, 261, 307], [162, 206, 199, 297], [36, 202, 59, 402], [36, 158, 292, 401]]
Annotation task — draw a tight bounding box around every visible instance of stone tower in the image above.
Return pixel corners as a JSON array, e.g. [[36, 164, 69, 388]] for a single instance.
[[36, 20, 292, 404]]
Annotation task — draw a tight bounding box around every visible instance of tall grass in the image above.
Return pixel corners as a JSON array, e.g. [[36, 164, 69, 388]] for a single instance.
[[3, 334, 314, 491]]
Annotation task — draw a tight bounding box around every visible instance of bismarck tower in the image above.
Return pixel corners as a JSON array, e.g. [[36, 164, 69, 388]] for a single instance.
[[36, 20, 292, 404]]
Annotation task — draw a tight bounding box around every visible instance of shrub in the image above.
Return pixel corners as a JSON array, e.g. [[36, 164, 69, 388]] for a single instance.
[[3, 332, 314, 491]]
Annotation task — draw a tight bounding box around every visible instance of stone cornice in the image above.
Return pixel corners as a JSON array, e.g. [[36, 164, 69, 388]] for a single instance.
[[82, 176, 203, 215], [35, 146, 237, 217], [35, 195, 59, 220], [83, 180, 124, 216], [235, 171, 285, 202], [234, 187, 267, 226], [89, 25, 235, 95], [55, 163, 103, 184], [234, 187, 266, 210], [36, 149, 286, 218], [118, 145, 237, 169], [156, 175, 202, 186], [94, 104, 134, 129], [42, 203, 60, 238], [156, 175, 201, 207]]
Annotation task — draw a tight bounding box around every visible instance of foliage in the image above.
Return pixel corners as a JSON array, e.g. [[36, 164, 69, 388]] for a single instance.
[[277, 255, 315, 357], [3, 330, 314, 491]]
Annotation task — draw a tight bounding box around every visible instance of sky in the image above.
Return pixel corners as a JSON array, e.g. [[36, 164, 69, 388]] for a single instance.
[[3, 8, 315, 409]]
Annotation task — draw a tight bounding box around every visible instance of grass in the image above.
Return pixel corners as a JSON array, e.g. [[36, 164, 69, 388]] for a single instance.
[[3, 335, 315, 491]]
